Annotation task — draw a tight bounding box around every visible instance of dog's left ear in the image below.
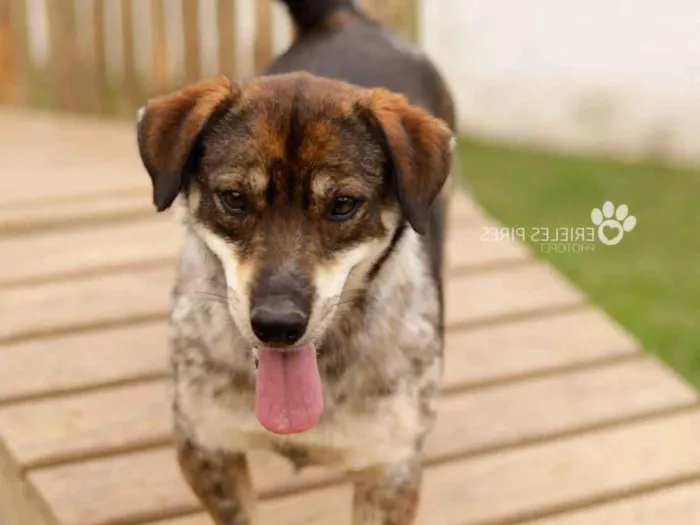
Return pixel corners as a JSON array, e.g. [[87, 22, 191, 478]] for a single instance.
[[362, 88, 455, 235], [136, 74, 239, 211]]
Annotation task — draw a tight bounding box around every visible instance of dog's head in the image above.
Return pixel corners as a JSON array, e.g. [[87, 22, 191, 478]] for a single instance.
[[137, 72, 453, 350]]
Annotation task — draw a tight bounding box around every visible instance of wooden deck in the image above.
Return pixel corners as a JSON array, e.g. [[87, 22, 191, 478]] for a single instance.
[[1, 108, 699, 525]]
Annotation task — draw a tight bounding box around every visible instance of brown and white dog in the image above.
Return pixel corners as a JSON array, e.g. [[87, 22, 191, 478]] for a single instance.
[[136, 1, 456, 523]]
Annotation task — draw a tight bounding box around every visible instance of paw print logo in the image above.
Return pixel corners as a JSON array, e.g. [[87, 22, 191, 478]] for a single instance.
[[591, 201, 637, 246]]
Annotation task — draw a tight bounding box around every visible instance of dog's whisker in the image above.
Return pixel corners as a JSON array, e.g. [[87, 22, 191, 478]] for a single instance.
[[186, 291, 230, 303]]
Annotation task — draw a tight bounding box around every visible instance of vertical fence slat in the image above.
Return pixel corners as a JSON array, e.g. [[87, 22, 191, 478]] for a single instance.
[[46, 0, 80, 111], [182, 0, 201, 84], [254, 0, 272, 74], [9, 0, 31, 106], [92, 0, 108, 113], [216, 0, 236, 77], [3, 0, 419, 118], [120, 0, 138, 115], [0, 0, 18, 104], [150, 0, 169, 95]]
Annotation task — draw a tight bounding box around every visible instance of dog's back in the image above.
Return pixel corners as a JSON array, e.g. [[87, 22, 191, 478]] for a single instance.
[[268, 1, 455, 129], [269, 0, 455, 306]]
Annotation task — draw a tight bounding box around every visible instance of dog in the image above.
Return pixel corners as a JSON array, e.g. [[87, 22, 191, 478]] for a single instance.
[[136, 1, 456, 523]]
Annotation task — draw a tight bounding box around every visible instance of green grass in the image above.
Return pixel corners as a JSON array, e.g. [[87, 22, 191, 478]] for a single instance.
[[457, 139, 700, 389]]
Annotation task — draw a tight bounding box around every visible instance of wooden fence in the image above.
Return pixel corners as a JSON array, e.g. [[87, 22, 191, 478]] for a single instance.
[[0, 0, 416, 119]]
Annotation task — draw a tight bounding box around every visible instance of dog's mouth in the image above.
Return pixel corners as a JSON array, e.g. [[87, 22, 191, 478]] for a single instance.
[[254, 343, 323, 435]]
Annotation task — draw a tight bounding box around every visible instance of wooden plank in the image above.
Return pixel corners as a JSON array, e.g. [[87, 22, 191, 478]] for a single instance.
[[0, 191, 154, 236], [536, 481, 700, 525], [444, 262, 586, 327], [448, 190, 482, 223], [163, 411, 700, 525], [0, 439, 59, 525], [22, 361, 697, 524], [443, 308, 639, 388], [0, 381, 171, 468], [0, 267, 174, 344], [0, 109, 148, 203], [0, 321, 168, 405], [425, 358, 697, 462], [0, 306, 633, 411], [414, 411, 700, 525], [182, 0, 201, 84], [216, 0, 237, 77], [4, 358, 693, 470], [446, 221, 530, 270], [0, 216, 181, 286], [29, 448, 198, 525], [254, 0, 273, 74]]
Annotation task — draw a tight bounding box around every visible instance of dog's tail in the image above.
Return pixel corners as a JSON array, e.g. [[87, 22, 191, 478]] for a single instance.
[[276, 0, 361, 35]]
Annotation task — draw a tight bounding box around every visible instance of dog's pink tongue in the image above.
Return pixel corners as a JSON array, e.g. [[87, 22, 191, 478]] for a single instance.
[[255, 344, 323, 434]]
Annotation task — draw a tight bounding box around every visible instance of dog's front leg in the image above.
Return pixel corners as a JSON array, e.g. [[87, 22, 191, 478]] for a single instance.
[[176, 436, 256, 525], [352, 458, 422, 525]]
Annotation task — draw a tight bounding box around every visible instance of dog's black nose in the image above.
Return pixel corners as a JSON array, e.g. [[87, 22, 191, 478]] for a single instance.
[[250, 303, 309, 345]]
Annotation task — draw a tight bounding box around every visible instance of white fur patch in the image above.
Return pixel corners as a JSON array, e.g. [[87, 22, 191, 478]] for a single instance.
[[180, 378, 421, 470], [307, 211, 400, 338], [314, 243, 372, 303], [191, 222, 256, 341]]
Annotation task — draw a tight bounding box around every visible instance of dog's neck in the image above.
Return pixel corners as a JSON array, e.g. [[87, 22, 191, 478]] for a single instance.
[[315, 223, 439, 375], [328, 223, 428, 331]]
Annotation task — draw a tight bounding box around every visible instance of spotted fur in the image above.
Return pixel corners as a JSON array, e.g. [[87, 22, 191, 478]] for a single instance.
[[136, 2, 455, 523]]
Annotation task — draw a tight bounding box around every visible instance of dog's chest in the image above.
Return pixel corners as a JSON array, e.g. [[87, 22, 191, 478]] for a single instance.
[[177, 370, 424, 471]]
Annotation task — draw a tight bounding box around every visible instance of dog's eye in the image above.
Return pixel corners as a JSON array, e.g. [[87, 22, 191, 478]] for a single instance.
[[328, 196, 361, 221], [217, 191, 248, 215]]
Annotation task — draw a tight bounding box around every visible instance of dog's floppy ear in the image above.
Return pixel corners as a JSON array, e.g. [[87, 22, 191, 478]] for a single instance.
[[136, 74, 239, 211], [362, 88, 455, 235]]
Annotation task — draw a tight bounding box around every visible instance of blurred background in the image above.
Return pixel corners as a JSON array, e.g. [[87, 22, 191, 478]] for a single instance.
[[0, 0, 698, 396]]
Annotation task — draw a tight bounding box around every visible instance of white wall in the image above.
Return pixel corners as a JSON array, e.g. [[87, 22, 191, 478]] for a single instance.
[[419, 0, 700, 165]]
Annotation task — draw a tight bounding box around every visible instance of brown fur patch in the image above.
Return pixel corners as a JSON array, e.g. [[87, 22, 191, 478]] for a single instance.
[[137, 75, 239, 211], [364, 89, 453, 235]]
